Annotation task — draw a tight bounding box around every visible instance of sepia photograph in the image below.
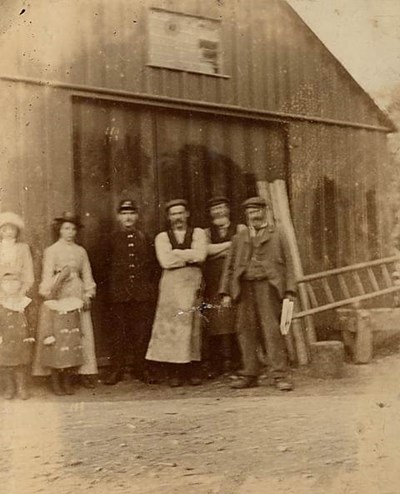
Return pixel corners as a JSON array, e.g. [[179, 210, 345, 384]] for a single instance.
[[1, 0, 400, 492]]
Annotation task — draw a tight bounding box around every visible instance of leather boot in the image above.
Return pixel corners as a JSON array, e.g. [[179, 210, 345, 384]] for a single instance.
[[189, 362, 203, 386], [15, 367, 30, 400], [80, 375, 97, 389], [3, 368, 15, 400], [222, 359, 233, 375], [61, 371, 75, 395], [169, 364, 183, 388], [230, 376, 259, 389], [103, 368, 123, 386], [274, 377, 294, 392], [50, 370, 65, 396]]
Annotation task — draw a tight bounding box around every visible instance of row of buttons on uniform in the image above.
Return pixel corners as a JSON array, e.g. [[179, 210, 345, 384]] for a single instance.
[[127, 234, 136, 279]]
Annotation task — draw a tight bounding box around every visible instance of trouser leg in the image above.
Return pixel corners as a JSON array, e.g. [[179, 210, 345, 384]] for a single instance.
[[208, 334, 232, 373], [205, 300, 234, 373], [2, 367, 16, 400], [207, 335, 221, 373], [167, 363, 178, 378], [204, 303, 217, 371], [128, 301, 153, 380], [230, 332, 241, 370], [236, 282, 261, 377], [188, 361, 202, 385], [109, 303, 128, 372], [201, 325, 211, 368], [15, 365, 30, 400], [219, 333, 233, 373], [50, 369, 65, 396], [220, 334, 232, 361], [61, 367, 76, 395], [168, 363, 185, 387], [254, 282, 288, 378]]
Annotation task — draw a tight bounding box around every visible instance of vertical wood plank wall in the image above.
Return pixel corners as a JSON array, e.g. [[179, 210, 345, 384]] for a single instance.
[[0, 0, 395, 345], [288, 121, 393, 276], [0, 81, 75, 277], [0, 0, 389, 129], [0, 78, 393, 280]]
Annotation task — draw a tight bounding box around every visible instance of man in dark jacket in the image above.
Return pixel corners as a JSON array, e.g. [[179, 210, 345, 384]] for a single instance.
[[219, 197, 296, 390], [203, 197, 245, 377], [104, 199, 156, 385]]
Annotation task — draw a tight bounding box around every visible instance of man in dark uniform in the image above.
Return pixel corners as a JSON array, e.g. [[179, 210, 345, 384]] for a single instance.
[[104, 199, 156, 385], [219, 197, 296, 391]]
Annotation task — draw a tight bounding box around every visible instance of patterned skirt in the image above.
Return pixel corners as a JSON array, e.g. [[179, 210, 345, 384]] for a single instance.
[[0, 306, 32, 367], [33, 300, 83, 371]]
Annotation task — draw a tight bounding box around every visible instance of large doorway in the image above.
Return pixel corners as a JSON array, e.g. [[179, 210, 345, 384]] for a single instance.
[[72, 97, 287, 360]]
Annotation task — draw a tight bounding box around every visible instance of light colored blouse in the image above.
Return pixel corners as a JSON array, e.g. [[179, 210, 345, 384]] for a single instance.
[[155, 228, 207, 270], [39, 239, 96, 300], [0, 240, 34, 294]]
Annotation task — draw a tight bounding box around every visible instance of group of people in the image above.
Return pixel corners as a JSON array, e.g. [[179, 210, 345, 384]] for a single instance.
[[0, 211, 98, 399], [0, 195, 296, 400]]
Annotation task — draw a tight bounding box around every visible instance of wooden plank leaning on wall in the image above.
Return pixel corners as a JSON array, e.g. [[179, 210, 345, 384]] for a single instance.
[[257, 179, 316, 365]]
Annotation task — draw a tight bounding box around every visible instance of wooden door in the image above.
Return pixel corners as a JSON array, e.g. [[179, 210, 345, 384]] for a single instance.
[[72, 98, 158, 360], [155, 111, 286, 228], [73, 98, 287, 361]]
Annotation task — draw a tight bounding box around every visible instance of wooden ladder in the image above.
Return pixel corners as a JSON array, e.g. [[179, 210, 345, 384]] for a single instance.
[[293, 256, 400, 320]]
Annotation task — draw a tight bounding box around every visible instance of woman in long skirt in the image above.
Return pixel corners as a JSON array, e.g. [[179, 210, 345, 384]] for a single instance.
[[32, 212, 98, 395], [0, 212, 34, 399]]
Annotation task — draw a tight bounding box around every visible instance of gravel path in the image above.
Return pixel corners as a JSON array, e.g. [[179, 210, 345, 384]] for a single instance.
[[1, 354, 400, 494]]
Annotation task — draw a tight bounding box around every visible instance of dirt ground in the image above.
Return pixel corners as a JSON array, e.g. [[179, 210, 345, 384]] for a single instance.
[[1, 353, 400, 494]]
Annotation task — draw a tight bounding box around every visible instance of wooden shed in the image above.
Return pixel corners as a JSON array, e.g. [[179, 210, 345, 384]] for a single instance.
[[0, 0, 396, 358]]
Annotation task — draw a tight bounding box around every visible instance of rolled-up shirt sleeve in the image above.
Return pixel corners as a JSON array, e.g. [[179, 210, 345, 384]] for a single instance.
[[155, 232, 186, 269], [180, 228, 207, 264]]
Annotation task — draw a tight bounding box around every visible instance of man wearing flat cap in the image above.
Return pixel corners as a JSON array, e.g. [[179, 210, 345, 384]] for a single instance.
[[146, 199, 207, 387], [203, 197, 246, 377], [104, 199, 156, 385], [219, 196, 296, 390]]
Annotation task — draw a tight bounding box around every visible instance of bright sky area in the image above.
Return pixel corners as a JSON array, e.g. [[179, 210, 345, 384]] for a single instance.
[[287, 0, 400, 107]]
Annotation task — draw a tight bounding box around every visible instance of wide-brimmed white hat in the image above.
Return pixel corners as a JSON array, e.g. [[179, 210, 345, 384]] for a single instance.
[[0, 211, 25, 231]]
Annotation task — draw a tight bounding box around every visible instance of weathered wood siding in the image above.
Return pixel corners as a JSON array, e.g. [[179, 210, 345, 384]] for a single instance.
[[289, 122, 394, 274], [0, 80, 74, 275], [0, 0, 390, 128], [0, 0, 396, 347]]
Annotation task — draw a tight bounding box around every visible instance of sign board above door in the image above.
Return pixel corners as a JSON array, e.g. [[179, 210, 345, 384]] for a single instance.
[[147, 8, 226, 77]]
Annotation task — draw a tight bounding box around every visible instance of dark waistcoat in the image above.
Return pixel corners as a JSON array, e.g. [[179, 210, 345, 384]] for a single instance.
[[209, 222, 237, 244], [204, 223, 237, 299], [167, 227, 194, 250]]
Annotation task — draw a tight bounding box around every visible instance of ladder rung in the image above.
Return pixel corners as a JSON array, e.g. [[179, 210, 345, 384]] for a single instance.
[[322, 279, 335, 303], [338, 274, 351, 299], [366, 267, 380, 291], [294, 285, 400, 319]]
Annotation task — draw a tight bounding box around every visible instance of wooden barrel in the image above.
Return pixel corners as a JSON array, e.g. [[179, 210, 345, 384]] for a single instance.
[[310, 341, 345, 379]]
